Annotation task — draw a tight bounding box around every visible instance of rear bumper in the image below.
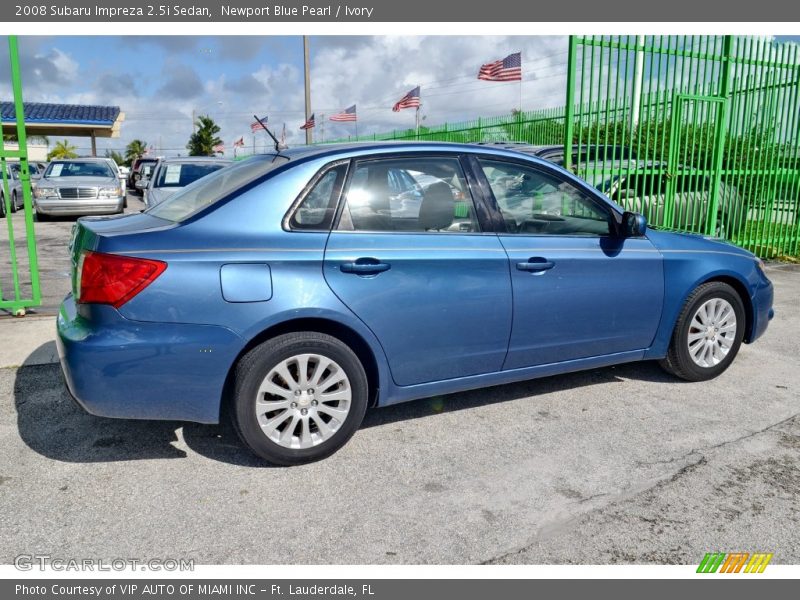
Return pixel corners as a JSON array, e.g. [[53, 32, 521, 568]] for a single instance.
[[56, 295, 244, 423]]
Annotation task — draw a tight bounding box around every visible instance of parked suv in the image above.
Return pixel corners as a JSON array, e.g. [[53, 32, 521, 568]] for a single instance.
[[128, 157, 159, 194]]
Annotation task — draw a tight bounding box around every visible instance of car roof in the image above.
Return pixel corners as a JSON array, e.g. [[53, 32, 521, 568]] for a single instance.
[[156, 157, 233, 164], [50, 157, 109, 163], [245, 141, 563, 165]]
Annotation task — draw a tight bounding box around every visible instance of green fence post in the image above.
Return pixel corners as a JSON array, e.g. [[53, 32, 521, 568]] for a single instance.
[[564, 36, 578, 172], [9, 35, 41, 313], [707, 35, 734, 237]]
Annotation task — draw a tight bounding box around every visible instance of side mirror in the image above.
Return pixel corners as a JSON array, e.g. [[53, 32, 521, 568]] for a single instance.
[[621, 211, 647, 237]]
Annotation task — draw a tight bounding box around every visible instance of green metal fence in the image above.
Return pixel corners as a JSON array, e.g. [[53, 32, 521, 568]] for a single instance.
[[565, 35, 800, 258], [327, 35, 800, 258], [1, 36, 41, 316], [330, 107, 568, 146]]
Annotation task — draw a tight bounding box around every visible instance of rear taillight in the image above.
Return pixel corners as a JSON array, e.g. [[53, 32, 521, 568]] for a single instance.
[[78, 251, 166, 308]]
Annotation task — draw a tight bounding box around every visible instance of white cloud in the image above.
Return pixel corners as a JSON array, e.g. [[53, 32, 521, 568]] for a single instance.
[[8, 36, 571, 157]]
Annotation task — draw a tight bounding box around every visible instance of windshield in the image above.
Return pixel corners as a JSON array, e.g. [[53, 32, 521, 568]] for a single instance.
[[154, 162, 228, 188], [45, 161, 115, 178], [146, 155, 289, 222]]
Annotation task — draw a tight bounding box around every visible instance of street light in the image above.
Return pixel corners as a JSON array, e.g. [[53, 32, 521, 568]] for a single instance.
[[192, 100, 223, 132]]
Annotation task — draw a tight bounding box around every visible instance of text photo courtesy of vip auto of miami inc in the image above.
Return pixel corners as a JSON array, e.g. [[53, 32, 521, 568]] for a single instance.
[[0, 29, 798, 582]]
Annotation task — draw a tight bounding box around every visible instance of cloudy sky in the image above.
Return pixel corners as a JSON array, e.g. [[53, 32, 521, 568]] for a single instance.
[[1, 35, 798, 158], [0, 35, 571, 156]]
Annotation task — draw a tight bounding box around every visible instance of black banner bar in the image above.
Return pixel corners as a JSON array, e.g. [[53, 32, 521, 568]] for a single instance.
[[4, 579, 800, 600], [3, 0, 800, 22]]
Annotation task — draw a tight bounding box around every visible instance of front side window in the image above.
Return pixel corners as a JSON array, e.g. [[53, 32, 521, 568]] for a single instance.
[[338, 156, 479, 233], [479, 159, 613, 236]]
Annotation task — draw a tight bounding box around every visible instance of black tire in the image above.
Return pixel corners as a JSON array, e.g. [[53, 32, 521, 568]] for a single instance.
[[231, 332, 368, 465], [35, 211, 48, 222], [659, 281, 746, 381], [10, 192, 18, 213], [0, 196, 5, 218]]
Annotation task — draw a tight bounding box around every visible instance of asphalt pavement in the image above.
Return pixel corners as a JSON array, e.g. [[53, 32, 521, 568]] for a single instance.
[[0, 198, 798, 564], [0, 192, 147, 315]]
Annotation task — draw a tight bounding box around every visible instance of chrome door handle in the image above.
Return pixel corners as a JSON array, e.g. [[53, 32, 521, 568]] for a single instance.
[[516, 259, 555, 272], [340, 260, 391, 275]]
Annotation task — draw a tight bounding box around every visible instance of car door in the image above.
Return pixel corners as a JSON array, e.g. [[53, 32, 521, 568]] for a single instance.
[[323, 154, 512, 387], [474, 156, 664, 370]]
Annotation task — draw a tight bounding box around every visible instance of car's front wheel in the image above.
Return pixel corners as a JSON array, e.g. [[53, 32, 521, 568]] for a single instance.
[[232, 332, 368, 465], [660, 281, 745, 381]]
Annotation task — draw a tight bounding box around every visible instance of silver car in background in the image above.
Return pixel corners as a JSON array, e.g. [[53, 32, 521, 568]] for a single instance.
[[143, 156, 232, 207], [1, 163, 25, 217], [33, 158, 124, 220]]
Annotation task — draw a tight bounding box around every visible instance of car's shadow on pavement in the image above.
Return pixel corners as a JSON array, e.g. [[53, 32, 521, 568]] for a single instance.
[[14, 342, 681, 467]]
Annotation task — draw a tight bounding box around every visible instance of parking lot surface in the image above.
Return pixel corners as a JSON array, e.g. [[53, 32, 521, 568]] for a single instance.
[[0, 200, 798, 564], [0, 193, 147, 314]]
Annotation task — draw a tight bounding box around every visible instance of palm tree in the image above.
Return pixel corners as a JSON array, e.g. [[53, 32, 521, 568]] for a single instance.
[[3, 133, 49, 145], [47, 139, 78, 160], [105, 149, 126, 167], [186, 115, 222, 156], [125, 139, 148, 164]]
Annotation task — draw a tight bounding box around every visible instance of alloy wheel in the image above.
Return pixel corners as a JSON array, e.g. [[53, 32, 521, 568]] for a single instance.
[[254, 353, 352, 449], [687, 297, 737, 368]]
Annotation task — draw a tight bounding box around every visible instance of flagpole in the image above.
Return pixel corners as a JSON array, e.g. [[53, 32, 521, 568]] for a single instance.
[[303, 36, 312, 146], [415, 106, 420, 139], [355, 120, 358, 139], [320, 114, 325, 143]]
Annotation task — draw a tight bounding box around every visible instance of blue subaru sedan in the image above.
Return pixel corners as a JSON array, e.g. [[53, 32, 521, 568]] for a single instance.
[[57, 142, 774, 464]]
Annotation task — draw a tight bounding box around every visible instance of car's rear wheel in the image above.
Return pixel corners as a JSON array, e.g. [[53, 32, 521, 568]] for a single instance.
[[0, 195, 5, 218], [660, 281, 745, 381], [231, 332, 368, 465], [10, 192, 18, 213]]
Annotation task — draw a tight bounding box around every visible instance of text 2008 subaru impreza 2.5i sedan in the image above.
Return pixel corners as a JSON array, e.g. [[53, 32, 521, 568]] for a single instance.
[[57, 142, 774, 465]]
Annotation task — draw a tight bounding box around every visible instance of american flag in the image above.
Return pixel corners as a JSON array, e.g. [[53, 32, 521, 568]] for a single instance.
[[392, 86, 421, 112], [329, 105, 357, 122], [213, 142, 225, 153], [300, 114, 315, 130], [478, 52, 522, 82], [250, 116, 268, 133], [233, 136, 244, 148]]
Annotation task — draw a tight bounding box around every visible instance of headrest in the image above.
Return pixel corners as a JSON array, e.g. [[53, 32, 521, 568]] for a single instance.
[[418, 182, 454, 231]]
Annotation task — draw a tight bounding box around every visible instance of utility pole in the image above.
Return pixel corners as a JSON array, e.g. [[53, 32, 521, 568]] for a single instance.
[[303, 36, 312, 145]]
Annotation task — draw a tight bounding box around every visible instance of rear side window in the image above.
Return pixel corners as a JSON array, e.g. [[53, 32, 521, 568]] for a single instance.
[[288, 162, 349, 230], [337, 156, 480, 233]]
